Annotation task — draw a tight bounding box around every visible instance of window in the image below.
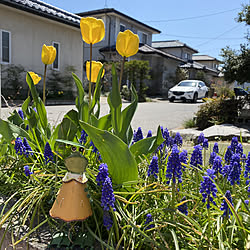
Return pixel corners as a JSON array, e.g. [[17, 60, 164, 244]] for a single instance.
[[1, 30, 11, 64], [142, 33, 147, 44], [52, 42, 60, 70], [120, 24, 126, 32], [138, 31, 148, 44], [184, 53, 191, 60]]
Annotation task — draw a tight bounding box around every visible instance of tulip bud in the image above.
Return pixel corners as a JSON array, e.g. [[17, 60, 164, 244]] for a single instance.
[[80, 17, 105, 44], [86, 61, 105, 83], [116, 30, 139, 58], [41, 44, 56, 65], [27, 72, 41, 85]]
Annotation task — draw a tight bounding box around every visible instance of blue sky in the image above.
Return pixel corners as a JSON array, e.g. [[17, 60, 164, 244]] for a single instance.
[[44, 0, 249, 60]]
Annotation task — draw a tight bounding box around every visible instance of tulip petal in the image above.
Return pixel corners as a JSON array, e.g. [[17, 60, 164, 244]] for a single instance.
[[86, 61, 105, 83]]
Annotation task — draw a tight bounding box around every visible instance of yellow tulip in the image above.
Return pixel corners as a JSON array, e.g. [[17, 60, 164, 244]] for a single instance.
[[41, 44, 56, 65], [116, 30, 139, 58], [27, 72, 41, 85], [80, 17, 105, 44], [86, 61, 105, 83]]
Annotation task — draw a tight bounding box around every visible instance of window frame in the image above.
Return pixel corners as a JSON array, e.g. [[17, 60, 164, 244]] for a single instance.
[[52, 41, 60, 71], [142, 32, 148, 44], [0, 30, 11, 64], [120, 23, 126, 32]]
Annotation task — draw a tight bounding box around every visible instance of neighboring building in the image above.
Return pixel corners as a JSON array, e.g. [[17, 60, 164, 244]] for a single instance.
[[0, 0, 83, 97], [192, 55, 221, 71], [152, 40, 198, 62]]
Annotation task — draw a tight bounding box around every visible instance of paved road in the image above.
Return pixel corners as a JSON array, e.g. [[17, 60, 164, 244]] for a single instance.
[[1, 98, 203, 135]]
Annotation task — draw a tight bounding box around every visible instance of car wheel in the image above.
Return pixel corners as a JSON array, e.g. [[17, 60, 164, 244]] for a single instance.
[[192, 93, 198, 103], [169, 98, 174, 103]]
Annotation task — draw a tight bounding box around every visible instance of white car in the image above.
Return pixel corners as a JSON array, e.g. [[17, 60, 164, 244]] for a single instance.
[[168, 80, 208, 103]]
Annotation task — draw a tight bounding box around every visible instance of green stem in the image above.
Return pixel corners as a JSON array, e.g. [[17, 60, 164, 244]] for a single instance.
[[89, 43, 92, 111], [118, 56, 126, 91], [207, 203, 211, 239], [171, 178, 176, 217], [196, 169, 199, 198], [42, 64, 47, 104]]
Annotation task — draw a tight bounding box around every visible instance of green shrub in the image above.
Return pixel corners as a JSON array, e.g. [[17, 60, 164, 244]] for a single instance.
[[195, 97, 239, 129], [183, 118, 196, 128]]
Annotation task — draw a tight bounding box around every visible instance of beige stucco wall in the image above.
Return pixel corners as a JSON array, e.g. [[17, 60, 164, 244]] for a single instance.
[[0, 4, 83, 82]]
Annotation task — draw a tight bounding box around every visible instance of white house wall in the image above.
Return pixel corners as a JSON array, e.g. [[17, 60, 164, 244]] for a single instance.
[[0, 4, 83, 80]]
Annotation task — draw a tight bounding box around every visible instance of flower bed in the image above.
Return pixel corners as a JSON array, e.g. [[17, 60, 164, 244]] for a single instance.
[[0, 16, 249, 249]]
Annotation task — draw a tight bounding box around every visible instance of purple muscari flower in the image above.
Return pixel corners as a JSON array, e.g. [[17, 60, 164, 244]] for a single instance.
[[144, 213, 154, 230], [203, 138, 209, 149], [26, 125, 29, 131], [231, 136, 238, 153], [18, 109, 24, 120], [213, 142, 219, 153], [190, 145, 203, 169], [174, 132, 183, 147], [103, 211, 113, 230], [212, 155, 223, 175], [146, 130, 152, 138], [163, 128, 169, 140], [168, 136, 174, 148], [197, 132, 205, 144], [245, 200, 249, 205], [222, 164, 230, 178], [200, 169, 217, 209], [101, 177, 116, 211], [147, 156, 159, 179], [177, 196, 188, 215], [24, 165, 32, 177], [14, 137, 26, 155], [179, 150, 188, 172], [227, 154, 241, 185], [33, 107, 37, 113], [236, 143, 243, 156], [44, 142, 53, 164], [209, 152, 217, 165], [225, 145, 233, 164], [90, 140, 98, 153], [166, 144, 182, 184], [132, 127, 143, 143], [220, 190, 233, 218], [23, 137, 33, 156], [244, 152, 250, 179], [79, 129, 88, 144], [96, 163, 109, 186]]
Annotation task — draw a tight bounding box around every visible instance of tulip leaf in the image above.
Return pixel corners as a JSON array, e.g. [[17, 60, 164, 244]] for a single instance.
[[117, 85, 138, 144], [58, 118, 78, 142], [64, 109, 79, 127], [90, 66, 104, 115], [8, 110, 23, 126], [26, 72, 48, 131], [25, 107, 39, 128], [72, 73, 85, 110], [22, 96, 31, 113], [90, 113, 111, 130], [130, 126, 164, 163], [107, 64, 122, 135], [79, 121, 138, 184], [0, 119, 31, 142]]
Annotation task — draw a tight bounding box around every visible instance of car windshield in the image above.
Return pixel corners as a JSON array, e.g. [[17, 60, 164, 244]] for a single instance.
[[178, 81, 197, 87]]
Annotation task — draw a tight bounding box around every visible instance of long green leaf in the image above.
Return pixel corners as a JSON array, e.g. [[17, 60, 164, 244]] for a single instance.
[[0, 119, 31, 142], [79, 121, 138, 184], [72, 73, 85, 110], [90, 113, 111, 130], [26, 72, 48, 130], [90, 66, 104, 114], [118, 85, 138, 144], [130, 126, 164, 163], [107, 64, 122, 135]]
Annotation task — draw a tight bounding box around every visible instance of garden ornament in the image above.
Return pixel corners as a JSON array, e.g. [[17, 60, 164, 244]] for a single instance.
[[50, 152, 92, 222]]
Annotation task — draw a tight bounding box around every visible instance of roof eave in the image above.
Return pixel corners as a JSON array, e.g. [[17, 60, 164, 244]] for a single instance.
[[77, 8, 161, 34]]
